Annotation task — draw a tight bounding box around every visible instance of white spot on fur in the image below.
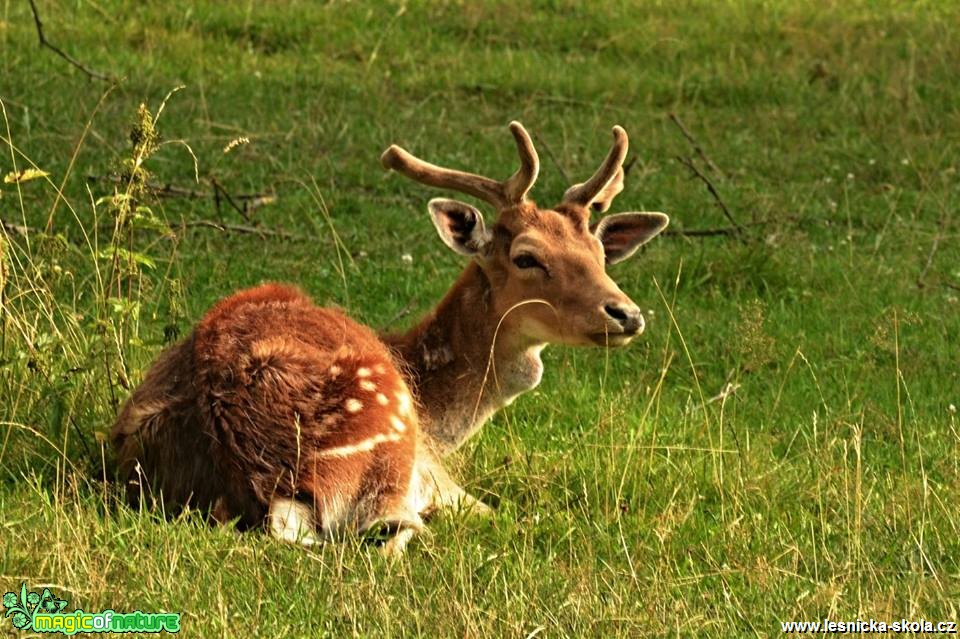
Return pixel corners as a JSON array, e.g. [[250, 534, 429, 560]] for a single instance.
[[390, 415, 406, 432], [357, 367, 371, 378], [317, 432, 402, 457], [269, 498, 319, 546], [329, 364, 342, 376], [374, 364, 386, 375], [395, 391, 412, 416], [360, 379, 377, 392], [376, 393, 389, 406], [345, 398, 363, 413]]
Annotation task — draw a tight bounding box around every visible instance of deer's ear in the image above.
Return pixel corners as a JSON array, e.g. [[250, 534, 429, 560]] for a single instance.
[[593, 212, 669, 264], [428, 198, 491, 256]]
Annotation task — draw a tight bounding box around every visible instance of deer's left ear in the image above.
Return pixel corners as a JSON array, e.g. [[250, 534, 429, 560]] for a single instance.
[[428, 198, 491, 256], [593, 212, 669, 264]]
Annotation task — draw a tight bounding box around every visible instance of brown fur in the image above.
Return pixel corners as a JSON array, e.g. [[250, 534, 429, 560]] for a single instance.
[[112, 284, 420, 538]]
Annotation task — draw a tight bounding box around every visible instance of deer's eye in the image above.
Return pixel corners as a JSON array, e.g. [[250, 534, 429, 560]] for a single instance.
[[512, 254, 543, 270]]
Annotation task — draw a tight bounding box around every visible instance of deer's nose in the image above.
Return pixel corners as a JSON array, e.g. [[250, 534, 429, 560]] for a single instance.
[[603, 302, 644, 334]]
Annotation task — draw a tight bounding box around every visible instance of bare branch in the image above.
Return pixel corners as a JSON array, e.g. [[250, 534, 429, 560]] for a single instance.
[[663, 226, 741, 238], [384, 296, 420, 327], [668, 113, 722, 175], [2, 216, 296, 243], [917, 209, 949, 289], [87, 174, 276, 220], [707, 381, 741, 405], [176, 220, 296, 240], [211, 177, 251, 222], [2, 219, 35, 236], [662, 216, 780, 240], [676, 156, 744, 237], [28, 0, 115, 82]]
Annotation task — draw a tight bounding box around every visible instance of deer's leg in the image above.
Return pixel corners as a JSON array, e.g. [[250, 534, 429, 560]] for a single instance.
[[268, 497, 321, 547], [267, 458, 363, 547], [364, 511, 424, 558], [356, 475, 425, 558], [416, 449, 493, 518]]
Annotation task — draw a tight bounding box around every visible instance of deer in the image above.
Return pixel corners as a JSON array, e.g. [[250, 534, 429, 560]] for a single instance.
[[378, 122, 669, 513], [110, 121, 668, 556]]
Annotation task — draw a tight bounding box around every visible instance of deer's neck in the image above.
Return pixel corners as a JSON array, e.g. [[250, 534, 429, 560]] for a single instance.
[[383, 262, 545, 454]]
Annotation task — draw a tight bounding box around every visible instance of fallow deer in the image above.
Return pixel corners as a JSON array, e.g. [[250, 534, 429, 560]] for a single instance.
[[380, 122, 669, 512], [110, 121, 668, 555]]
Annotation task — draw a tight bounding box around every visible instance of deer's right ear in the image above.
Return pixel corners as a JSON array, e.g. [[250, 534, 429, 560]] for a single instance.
[[428, 198, 491, 256]]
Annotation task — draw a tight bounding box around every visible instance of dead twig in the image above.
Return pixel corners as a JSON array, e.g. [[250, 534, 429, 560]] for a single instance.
[[663, 216, 784, 240], [28, 0, 114, 82], [3, 216, 296, 242], [385, 296, 419, 327], [87, 174, 276, 219], [707, 381, 741, 405], [668, 113, 722, 175], [1, 219, 35, 236], [676, 156, 745, 238], [663, 226, 741, 238], [917, 209, 949, 289], [916, 238, 942, 289], [211, 177, 251, 222], [692, 369, 741, 414], [176, 220, 296, 240]]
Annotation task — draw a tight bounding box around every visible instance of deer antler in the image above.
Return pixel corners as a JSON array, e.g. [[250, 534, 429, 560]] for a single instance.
[[562, 125, 629, 213], [381, 121, 540, 209]]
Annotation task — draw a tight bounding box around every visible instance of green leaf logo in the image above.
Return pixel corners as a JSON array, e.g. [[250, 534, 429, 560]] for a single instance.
[[3, 582, 69, 632], [11, 611, 28, 629]]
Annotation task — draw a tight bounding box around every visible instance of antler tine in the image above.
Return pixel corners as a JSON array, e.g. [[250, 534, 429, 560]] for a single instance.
[[381, 144, 507, 208], [503, 121, 540, 203], [381, 122, 542, 208], [562, 125, 629, 210]]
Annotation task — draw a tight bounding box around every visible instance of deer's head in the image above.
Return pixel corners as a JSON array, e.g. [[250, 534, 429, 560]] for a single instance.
[[382, 122, 668, 348]]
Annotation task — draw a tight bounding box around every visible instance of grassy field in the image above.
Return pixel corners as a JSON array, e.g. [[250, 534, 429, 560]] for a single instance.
[[2, 0, 959, 636]]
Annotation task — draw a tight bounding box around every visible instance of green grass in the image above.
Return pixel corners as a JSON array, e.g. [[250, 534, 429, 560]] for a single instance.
[[2, 0, 959, 636]]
